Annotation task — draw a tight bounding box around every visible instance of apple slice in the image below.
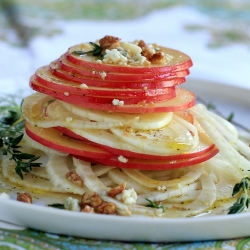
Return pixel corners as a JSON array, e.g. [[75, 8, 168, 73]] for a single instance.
[[25, 122, 112, 159], [66, 45, 193, 74], [50, 61, 186, 89], [30, 80, 195, 113], [56, 126, 217, 161], [73, 145, 219, 170], [59, 54, 190, 81], [35, 65, 177, 98]]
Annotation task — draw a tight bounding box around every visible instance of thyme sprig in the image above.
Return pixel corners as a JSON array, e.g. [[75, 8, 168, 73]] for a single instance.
[[228, 177, 250, 214], [0, 94, 42, 179], [146, 198, 165, 211], [0, 94, 24, 144], [72, 42, 102, 56], [2, 133, 42, 179]]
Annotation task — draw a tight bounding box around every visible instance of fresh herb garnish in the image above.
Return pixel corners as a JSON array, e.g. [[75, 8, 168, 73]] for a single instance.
[[0, 94, 24, 143], [228, 177, 250, 214], [227, 112, 234, 122], [0, 94, 42, 179], [72, 42, 102, 56], [206, 101, 216, 111], [48, 203, 65, 209], [2, 133, 42, 179], [145, 198, 165, 211]]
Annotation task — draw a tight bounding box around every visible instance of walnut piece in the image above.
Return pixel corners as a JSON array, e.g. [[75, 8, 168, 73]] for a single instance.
[[107, 182, 126, 198], [81, 191, 102, 208], [138, 39, 154, 61], [17, 192, 32, 204], [150, 51, 166, 64], [65, 171, 83, 187], [99, 35, 121, 51], [81, 191, 117, 214], [95, 201, 116, 214], [81, 205, 95, 213], [138, 40, 166, 64]]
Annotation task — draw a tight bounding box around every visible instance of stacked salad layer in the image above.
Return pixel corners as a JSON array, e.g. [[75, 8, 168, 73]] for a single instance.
[[23, 35, 218, 169], [4, 35, 249, 216]]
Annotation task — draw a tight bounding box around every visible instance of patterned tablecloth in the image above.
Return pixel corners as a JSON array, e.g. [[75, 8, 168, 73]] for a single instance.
[[0, 1, 250, 249], [1, 228, 250, 250]]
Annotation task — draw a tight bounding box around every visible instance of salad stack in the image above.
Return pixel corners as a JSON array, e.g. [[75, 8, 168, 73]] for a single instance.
[[22, 35, 218, 171]]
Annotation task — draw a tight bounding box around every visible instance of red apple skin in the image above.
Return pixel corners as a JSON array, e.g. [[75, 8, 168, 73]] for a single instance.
[[55, 126, 217, 161], [33, 66, 177, 99], [25, 122, 113, 159], [65, 44, 193, 74], [50, 62, 186, 89], [72, 146, 219, 170], [30, 80, 195, 113], [59, 55, 190, 81]]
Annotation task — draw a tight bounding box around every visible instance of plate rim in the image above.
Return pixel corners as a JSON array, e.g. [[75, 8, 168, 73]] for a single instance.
[[1, 78, 250, 242]]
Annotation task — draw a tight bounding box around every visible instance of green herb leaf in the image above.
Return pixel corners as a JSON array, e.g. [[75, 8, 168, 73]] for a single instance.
[[145, 198, 165, 211], [227, 112, 234, 122], [228, 177, 250, 214], [0, 94, 42, 180], [48, 203, 65, 209], [10, 133, 24, 146], [72, 42, 102, 57], [206, 102, 216, 110], [16, 153, 36, 160]]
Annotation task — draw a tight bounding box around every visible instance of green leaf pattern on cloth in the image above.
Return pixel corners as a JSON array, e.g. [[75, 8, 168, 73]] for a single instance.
[[1, 228, 250, 250]]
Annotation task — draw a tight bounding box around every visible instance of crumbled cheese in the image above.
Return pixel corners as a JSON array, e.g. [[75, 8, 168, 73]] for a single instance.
[[64, 197, 80, 212], [118, 155, 128, 163], [103, 49, 128, 65], [79, 83, 88, 89], [116, 188, 137, 205], [132, 54, 147, 64], [112, 99, 124, 106], [0, 192, 10, 199], [100, 71, 107, 79], [123, 42, 142, 56], [64, 92, 69, 96], [65, 117, 73, 123], [157, 186, 167, 191], [96, 59, 103, 64]]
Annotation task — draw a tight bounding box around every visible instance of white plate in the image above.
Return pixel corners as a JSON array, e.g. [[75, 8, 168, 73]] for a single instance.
[[0, 78, 250, 242]]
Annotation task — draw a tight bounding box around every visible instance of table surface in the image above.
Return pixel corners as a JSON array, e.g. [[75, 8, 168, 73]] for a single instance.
[[0, 1, 250, 249], [1, 228, 250, 250]]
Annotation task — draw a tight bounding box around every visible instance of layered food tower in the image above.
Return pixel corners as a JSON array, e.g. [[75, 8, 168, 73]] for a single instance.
[[15, 35, 248, 216]]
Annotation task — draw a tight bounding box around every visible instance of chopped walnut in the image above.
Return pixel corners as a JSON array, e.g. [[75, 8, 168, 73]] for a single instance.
[[17, 192, 32, 204], [138, 40, 166, 64], [95, 201, 116, 214], [81, 191, 117, 215], [81, 191, 103, 208], [81, 205, 95, 213], [65, 171, 83, 187], [99, 35, 121, 52], [107, 182, 126, 198], [151, 51, 166, 64], [138, 40, 154, 61]]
